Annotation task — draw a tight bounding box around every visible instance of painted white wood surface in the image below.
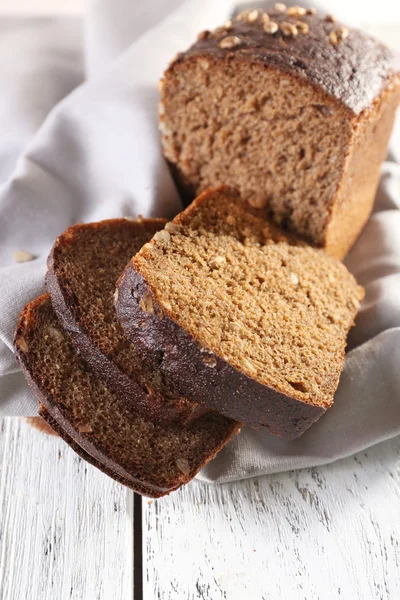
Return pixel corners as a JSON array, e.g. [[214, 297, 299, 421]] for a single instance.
[[144, 435, 400, 600], [1, 418, 400, 598], [0, 418, 132, 600]]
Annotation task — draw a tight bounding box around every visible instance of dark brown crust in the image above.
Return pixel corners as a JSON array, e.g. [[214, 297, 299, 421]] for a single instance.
[[46, 218, 205, 426], [169, 10, 400, 116], [116, 268, 325, 440], [15, 295, 241, 498]]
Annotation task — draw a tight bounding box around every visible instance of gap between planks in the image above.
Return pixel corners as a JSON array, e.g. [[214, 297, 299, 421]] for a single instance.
[[133, 493, 143, 600]]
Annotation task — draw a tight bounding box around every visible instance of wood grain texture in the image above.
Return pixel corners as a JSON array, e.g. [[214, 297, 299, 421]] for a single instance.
[[0, 418, 133, 600], [143, 436, 400, 600], [1, 417, 400, 599]]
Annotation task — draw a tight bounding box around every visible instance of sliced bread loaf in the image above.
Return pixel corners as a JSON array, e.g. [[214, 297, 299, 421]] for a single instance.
[[15, 295, 241, 497], [159, 7, 400, 258], [46, 218, 204, 425], [116, 188, 364, 439]]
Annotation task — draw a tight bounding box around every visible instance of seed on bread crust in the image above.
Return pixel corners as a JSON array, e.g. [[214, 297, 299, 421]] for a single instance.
[[247, 10, 260, 22], [280, 22, 298, 37], [203, 354, 217, 368], [329, 27, 349, 44], [219, 36, 242, 49], [296, 21, 309, 34], [236, 9, 259, 22], [264, 21, 278, 34], [287, 6, 306, 17], [140, 293, 154, 314]]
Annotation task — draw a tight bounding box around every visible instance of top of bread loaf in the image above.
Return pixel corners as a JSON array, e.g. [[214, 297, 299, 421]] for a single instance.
[[168, 5, 400, 115]]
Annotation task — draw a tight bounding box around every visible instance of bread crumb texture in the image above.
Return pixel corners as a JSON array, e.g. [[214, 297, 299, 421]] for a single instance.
[[135, 189, 364, 409], [15, 296, 239, 493]]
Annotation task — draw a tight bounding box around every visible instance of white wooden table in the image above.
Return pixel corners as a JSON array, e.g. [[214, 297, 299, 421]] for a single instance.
[[1, 417, 400, 599]]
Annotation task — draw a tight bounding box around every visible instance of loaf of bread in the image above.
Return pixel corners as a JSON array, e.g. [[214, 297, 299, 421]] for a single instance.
[[159, 6, 400, 258], [116, 187, 364, 439], [46, 218, 204, 425], [14, 295, 241, 497]]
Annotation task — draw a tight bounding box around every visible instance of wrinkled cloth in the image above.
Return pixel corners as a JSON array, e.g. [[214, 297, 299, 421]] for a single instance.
[[0, 0, 399, 483]]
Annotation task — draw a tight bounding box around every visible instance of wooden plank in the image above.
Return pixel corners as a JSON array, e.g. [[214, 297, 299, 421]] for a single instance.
[[0, 418, 133, 600], [143, 436, 400, 600]]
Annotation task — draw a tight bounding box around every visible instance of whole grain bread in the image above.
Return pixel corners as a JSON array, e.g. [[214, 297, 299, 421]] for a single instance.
[[46, 218, 204, 425], [116, 187, 364, 439], [15, 295, 241, 497], [159, 6, 400, 258]]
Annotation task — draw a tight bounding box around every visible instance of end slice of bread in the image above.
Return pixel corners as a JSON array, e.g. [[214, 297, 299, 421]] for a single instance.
[[46, 218, 204, 425], [116, 187, 364, 439], [15, 295, 241, 497]]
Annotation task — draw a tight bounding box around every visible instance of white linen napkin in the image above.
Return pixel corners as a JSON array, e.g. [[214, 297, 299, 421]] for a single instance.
[[0, 0, 399, 483]]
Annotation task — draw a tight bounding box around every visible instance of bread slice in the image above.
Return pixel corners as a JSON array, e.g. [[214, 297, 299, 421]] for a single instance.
[[116, 188, 364, 439], [159, 8, 400, 258], [14, 295, 241, 497], [46, 218, 204, 425]]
